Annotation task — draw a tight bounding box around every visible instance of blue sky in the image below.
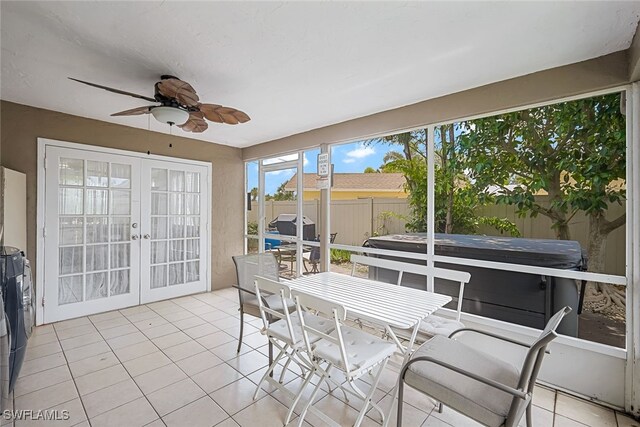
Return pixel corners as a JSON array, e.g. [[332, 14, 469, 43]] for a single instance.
[[247, 141, 396, 196]]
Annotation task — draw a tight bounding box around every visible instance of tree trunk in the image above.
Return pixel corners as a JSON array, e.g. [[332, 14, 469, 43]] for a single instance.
[[544, 171, 571, 241], [584, 211, 626, 312], [441, 125, 455, 234]]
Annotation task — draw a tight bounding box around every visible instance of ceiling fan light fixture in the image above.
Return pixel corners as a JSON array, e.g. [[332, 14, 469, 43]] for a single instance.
[[151, 106, 189, 126]]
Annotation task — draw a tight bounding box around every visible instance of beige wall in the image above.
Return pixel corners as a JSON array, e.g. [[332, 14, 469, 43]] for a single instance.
[[243, 51, 629, 160], [0, 101, 244, 290]]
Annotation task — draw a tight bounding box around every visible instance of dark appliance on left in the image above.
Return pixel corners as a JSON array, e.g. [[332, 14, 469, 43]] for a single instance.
[[0, 246, 34, 392]]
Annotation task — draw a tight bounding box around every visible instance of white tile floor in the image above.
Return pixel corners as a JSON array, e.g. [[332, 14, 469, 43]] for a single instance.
[[7, 288, 638, 427]]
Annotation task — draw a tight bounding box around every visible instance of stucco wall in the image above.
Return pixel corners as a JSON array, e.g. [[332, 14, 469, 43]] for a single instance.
[[0, 101, 244, 290]]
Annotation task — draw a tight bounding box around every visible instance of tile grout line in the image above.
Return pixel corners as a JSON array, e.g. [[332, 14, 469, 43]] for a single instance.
[[85, 309, 164, 425], [51, 321, 91, 427]]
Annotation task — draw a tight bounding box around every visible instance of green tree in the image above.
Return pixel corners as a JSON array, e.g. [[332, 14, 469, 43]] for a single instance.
[[265, 181, 295, 201], [249, 187, 258, 201], [371, 130, 518, 235], [458, 93, 626, 311], [363, 166, 378, 173]]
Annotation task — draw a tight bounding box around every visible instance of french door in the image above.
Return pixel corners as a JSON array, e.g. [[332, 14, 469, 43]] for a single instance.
[[43, 145, 209, 323], [139, 159, 208, 303]]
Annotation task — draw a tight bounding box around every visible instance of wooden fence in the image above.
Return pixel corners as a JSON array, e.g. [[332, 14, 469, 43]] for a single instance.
[[247, 197, 626, 276]]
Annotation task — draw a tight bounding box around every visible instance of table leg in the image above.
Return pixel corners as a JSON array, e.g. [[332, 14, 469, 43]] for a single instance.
[[382, 323, 420, 427]]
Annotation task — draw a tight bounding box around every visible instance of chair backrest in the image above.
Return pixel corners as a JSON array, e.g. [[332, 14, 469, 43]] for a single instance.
[[505, 306, 572, 425], [309, 233, 337, 263], [350, 254, 471, 321], [232, 253, 280, 304], [254, 276, 297, 341], [291, 289, 352, 371]]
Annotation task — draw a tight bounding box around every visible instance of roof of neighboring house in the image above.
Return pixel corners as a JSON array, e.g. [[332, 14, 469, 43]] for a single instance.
[[284, 173, 406, 191]]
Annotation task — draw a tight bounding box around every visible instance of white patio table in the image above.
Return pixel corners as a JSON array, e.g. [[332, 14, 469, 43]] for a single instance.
[[284, 272, 452, 426]]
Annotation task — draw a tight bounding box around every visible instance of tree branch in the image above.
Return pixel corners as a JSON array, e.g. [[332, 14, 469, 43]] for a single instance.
[[600, 213, 626, 234]]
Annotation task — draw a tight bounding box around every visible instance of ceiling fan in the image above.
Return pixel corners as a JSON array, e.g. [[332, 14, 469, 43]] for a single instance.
[[69, 75, 250, 133]]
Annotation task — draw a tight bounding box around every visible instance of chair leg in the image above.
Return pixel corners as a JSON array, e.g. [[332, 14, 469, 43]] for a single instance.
[[269, 341, 274, 378], [438, 402, 443, 413], [526, 402, 532, 427], [397, 376, 405, 427], [253, 343, 289, 400], [285, 368, 315, 425], [297, 367, 329, 427], [237, 308, 244, 354], [352, 359, 389, 427]]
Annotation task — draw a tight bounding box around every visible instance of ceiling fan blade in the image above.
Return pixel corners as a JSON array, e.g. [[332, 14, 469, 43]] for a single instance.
[[69, 77, 156, 102], [198, 103, 251, 125], [178, 111, 208, 133], [110, 106, 154, 116], [198, 103, 224, 123], [157, 78, 199, 107]]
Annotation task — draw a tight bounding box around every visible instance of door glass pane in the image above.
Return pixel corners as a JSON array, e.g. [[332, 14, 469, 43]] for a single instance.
[[110, 270, 130, 295], [86, 272, 108, 300], [186, 261, 199, 282], [186, 217, 199, 238], [151, 168, 167, 191], [111, 164, 131, 188], [185, 172, 200, 193], [168, 263, 184, 286], [169, 171, 185, 192], [86, 245, 109, 272], [185, 194, 200, 215], [151, 265, 167, 289], [59, 217, 83, 245], [169, 193, 184, 215], [86, 161, 108, 187], [111, 218, 130, 242], [110, 244, 130, 269], [59, 188, 84, 214], [111, 190, 130, 215], [151, 217, 168, 240], [151, 241, 167, 264], [86, 217, 109, 243], [152, 193, 168, 215], [59, 246, 83, 275], [86, 189, 108, 215], [169, 240, 184, 262], [169, 217, 185, 238], [59, 158, 84, 186], [58, 275, 83, 305], [186, 239, 199, 260]]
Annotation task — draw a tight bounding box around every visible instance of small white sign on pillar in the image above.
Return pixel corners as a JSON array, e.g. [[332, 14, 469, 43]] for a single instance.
[[317, 153, 330, 177], [316, 177, 330, 189]]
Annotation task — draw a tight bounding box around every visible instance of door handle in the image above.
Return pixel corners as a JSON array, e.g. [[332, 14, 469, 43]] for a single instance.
[[131, 235, 140, 240], [143, 234, 150, 240]]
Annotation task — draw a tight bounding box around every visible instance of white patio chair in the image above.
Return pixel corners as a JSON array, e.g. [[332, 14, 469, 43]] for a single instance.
[[397, 306, 572, 427], [292, 289, 397, 427], [351, 254, 471, 339], [252, 276, 334, 425]]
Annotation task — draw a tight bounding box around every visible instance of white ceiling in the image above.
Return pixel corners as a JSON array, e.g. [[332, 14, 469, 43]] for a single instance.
[[1, 2, 639, 148]]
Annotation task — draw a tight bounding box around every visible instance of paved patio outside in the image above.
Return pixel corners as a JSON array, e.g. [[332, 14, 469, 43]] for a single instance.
[[7, 288, 638, 427]]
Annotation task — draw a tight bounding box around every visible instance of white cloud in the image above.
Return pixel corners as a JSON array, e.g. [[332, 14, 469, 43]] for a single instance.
[[344, 144, 375, 162]]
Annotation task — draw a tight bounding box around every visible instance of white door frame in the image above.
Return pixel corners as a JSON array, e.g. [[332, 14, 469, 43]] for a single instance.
[[258, 158, 303, 276], [36, 138, 212, 325]]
